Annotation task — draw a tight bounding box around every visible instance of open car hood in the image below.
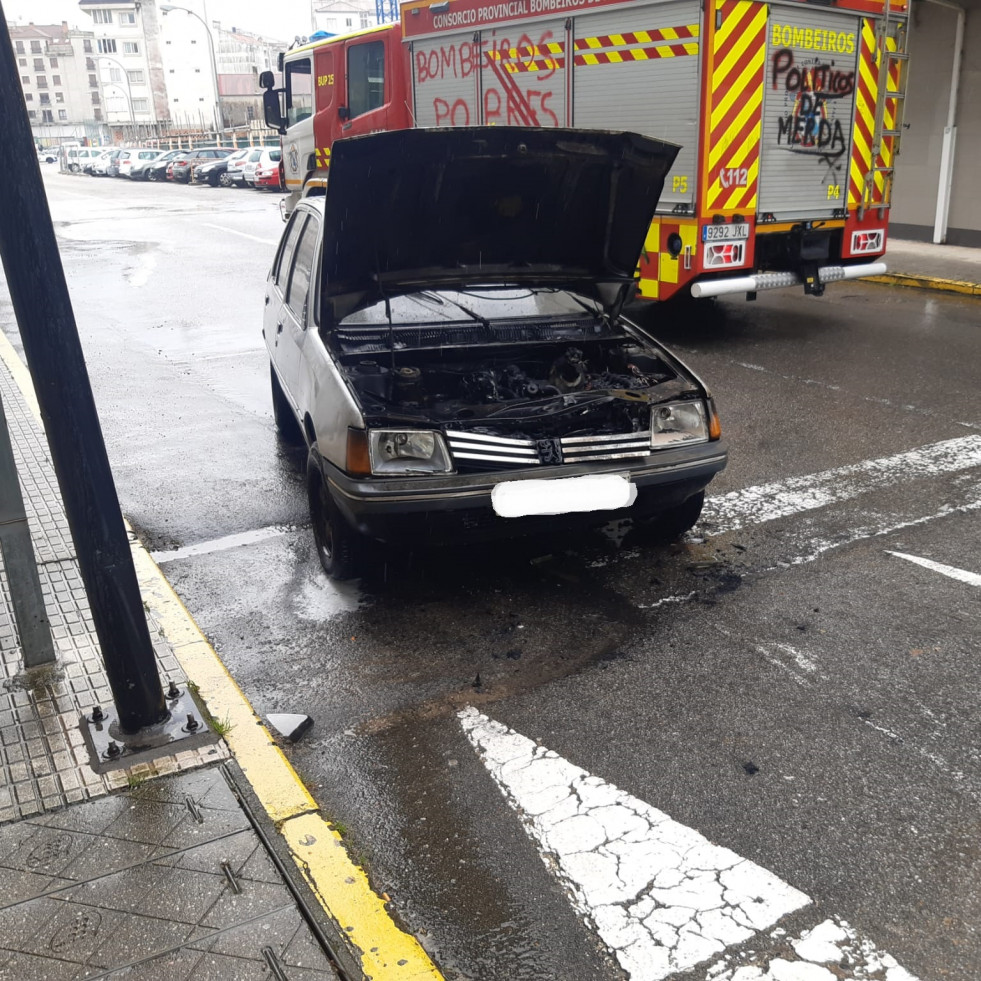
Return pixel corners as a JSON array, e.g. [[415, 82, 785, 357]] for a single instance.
[[321, 127, 679, 326]]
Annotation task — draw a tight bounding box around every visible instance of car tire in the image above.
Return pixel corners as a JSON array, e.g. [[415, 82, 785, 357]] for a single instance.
[[307, 457, 359, 580], [219, 173, 231, 187], [209, 173, 220, 187], [69, 163, 80, 173], [635, 491, 705, 545], [270, 364, 304, 445]]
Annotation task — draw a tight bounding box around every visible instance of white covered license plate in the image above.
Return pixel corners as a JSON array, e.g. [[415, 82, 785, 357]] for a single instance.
[[491, 474, 637, 518]]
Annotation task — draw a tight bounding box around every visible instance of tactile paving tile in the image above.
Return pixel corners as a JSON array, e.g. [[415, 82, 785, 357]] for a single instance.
[[0, 351, 227, 825]]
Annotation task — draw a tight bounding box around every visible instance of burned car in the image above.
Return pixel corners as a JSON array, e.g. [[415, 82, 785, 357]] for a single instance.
[[264, 127, 727, 578]]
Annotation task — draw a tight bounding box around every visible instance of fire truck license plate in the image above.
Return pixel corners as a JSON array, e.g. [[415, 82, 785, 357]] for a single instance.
[[702, 223, 749, 242]]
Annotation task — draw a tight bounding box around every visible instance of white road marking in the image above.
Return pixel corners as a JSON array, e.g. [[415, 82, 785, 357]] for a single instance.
[[460, 708, 810, 980], [701, 435, 981, 534], [150, 525, 289, 563], [460, 709, 922, 981], [199, 221, 278, 245], [886, 551, 981, 588], [709, 916, 919, 980]]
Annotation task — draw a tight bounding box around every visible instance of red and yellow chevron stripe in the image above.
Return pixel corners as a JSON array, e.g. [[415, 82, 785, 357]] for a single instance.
[[703, 0, 767, 213], [849, 20, 899, 207], [485, 25, 699, 74]]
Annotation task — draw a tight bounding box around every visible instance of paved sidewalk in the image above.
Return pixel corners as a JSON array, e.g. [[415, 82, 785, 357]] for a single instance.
[[0, 347, 342, 979], [876, 238, 981, 297]]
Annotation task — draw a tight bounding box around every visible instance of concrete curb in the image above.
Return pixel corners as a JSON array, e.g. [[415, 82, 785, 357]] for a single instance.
[[866, 272, 981, 298], [0, 330, 444, 981]]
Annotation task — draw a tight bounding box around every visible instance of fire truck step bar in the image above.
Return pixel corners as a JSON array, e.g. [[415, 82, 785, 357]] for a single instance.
[[690, 263, 888, 300]]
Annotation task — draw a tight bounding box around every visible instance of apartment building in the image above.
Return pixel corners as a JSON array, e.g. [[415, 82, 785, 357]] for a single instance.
[[9, 23, 105, 145], [78, 0, 170, 139]]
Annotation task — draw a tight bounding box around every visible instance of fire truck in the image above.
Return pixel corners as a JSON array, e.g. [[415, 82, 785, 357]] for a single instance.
[[260, 0, 909, 301]]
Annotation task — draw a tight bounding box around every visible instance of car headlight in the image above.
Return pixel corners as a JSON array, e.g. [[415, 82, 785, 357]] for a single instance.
[[368, 430, 454, 475], [650, 401, 709, 448]]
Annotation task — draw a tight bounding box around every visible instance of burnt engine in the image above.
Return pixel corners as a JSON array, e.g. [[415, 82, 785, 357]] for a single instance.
[[345, 342, 670, 419]]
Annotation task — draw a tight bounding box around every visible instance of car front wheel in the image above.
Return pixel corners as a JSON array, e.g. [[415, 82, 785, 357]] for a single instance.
[[307, 457, 359, 580]]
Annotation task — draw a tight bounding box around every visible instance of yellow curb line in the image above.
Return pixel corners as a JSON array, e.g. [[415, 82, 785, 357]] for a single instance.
[[0, 331, 443, 981], [866, 273, 981, 297]]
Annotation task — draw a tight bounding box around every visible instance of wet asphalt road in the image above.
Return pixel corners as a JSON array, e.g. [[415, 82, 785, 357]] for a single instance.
[[3, 170, 980, 980]]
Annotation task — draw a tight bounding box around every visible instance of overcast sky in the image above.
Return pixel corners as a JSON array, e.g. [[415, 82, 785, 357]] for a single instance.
[[2, 0, 317, 43]]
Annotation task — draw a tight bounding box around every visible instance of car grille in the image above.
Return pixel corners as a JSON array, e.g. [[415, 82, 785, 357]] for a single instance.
[[445, 430, 652, 468]]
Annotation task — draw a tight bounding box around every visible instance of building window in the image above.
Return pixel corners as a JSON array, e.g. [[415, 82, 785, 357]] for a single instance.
[[132, 98, 149, 112], [127, 70, 144, 84], [49, 57, 59, 68], [31, 41, 42, 53], [123, 41, 140, 55], [56, 93, 64, 103], [345, 17, 353, 27], [36, 76, 48, 88], [119, 12, 136, 25], [42, 109, 53, 122], [84, 39, 92, 53], [15, 40, 24, 54], [28, 110, 37, 119], [24, 93, 33, 102], [86, 57, 95, 70], [98, 39, 117, 54], [18, 58, 27, 67], [34, 58, 44, 70], [59, 109, 68, 120], [91, 92, 100, 105], [94, 108, 103, 120], [40, 93, 51, 105], [89, 74, 98, 87], [53, 75, 61, 86], [109, 67, 121, 82], [21, 75, 30, 84], [92, 9, 113, 24]]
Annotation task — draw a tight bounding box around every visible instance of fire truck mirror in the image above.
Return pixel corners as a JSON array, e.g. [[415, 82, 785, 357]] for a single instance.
[[338, 106, 351, 122], [259, 70, 275, 90], [263, 89, 286, 134]]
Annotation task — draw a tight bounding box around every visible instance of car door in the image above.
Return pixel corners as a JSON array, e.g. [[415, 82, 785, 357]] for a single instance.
[[266, 211, 308, 407], [279, 210, 322, 415]]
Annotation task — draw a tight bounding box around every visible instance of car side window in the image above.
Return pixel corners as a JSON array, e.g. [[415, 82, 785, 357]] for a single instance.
[[274, 214, 306, 291], [286, 215, 320, 327]]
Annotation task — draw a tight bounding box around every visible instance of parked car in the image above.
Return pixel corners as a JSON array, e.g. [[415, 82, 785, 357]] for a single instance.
[[127, 150, 166, 180], [143, 149, 183, 182], [90, 150, 116, 176], [168, 147, 231, 183], [64, 146, 104, 172], [36, 147, 57, 164], [193, 147, 250, 187], [120, 148, 163, 178], [225, 146, 264, 187], [252, 148, 283, 190], [264, 127, 727, 579]]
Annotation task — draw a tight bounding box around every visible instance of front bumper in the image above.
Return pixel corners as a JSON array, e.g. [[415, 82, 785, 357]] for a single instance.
[[325, 442, 727, 545]]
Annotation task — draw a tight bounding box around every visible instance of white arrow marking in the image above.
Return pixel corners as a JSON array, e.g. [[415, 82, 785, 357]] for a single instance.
[[459, 708, 810, 980], [460, 709, 921, 981], [887, 551, 981, 588]]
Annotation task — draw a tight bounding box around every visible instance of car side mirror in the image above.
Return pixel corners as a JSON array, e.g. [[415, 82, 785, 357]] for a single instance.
[[259, 70, 275, 89], [338, 106, 351, 122]]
